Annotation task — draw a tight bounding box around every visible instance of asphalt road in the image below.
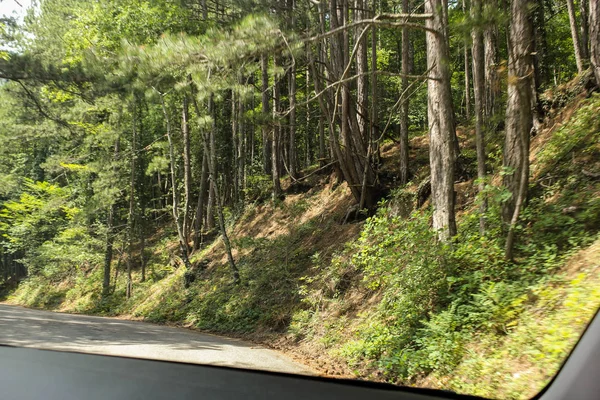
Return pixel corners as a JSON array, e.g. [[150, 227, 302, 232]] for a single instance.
[[0, 304, 311, 375]]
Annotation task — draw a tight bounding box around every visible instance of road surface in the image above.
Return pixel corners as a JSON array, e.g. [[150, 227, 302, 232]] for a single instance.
[[0, 304, 311, 375]]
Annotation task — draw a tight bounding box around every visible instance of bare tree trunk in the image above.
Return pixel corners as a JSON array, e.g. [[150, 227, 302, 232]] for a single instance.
[[237, 91, 246, 202], [140, 211, 146, 283], [425, 0, 457, 241], [126, 101, 137, 299], [567, 0, 585, 73], [103, 135, 120, 296], [272, 57, 283, 199], [305, 67, 312, 168], [193, 150, 208, 251], [202, 93, 240, 283], [206, 180, 215, 229], [581, 0, 589, 60], [371, 0, 378, 168], [289, 64, 298, 179], [463, 0, 471, 119], [503, 0, 535, 260], [484, 0, 499, 121], [103, 204, 115, 295], [231, 90, 239, 203], [261, 54, 272, 175], [159, 93, 191, 269], [471, 0, 487, 234], [532, 2, 549, 90], [591, 0, 600, 85], [182, 95, 192, 250], [355, 0, 369, 142], [399, 0, 411, 185]]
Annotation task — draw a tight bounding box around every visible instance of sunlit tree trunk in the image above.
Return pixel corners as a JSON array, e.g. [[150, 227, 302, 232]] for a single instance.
[[567, 0, 585, 73], [503, 0, 535, 260], [355, 0, 369, 143], [261, 54, 272, 175], [472, 0, 487, 234], [182, 95, 192, 249], [399, 0, 411, 185], [193, 151, 208, 251], [580, 0, 589, 60], [160, 93, 191, 269], [484, 0, 499, 121], [126, 101, 137, 299], [204, 93, 240, 283], [462, 0, 471, 119], [103, 134, 120, 296], [272, 57, 283, 199], [425, 0, 457, 241]]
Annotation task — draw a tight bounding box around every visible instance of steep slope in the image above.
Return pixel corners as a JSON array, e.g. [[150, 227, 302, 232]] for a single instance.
[[6, 82, 600, 399]]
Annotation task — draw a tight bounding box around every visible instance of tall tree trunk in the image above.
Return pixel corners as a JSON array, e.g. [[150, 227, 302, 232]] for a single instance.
[[139, 203, 146, 283], [532, 1, 549, 90], [503, 0, 535, 260], [103, 135, 120, 296], [425, 0, 457, 241], [580, 0, 590, 60], [231, 90, 239, 203], [193, 151, 208, 250], [126, 101, 137, 299], [182, 95, 192, 250], [567, 0, 585, 74], [272, 57, 283, 199], [289, 63, 298, 179], [160, 93, 191, 269], [591, 0, 600, 85], [371, 0, 378, 168], [305, 67, 312, 168], [202, 93, 240, 283], [206, 180, 216, 229], [484, 0, 499, 121], [399, 0, 411, 185], [472, 0, 487, 234], [103, 204, 115, 295], [261, 54, 272, 175], [463, 0, 471, 119], [355, 0, 369, 142], [237, 91, 246, 202]]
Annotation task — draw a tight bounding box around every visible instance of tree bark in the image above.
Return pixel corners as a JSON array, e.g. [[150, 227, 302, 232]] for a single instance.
[[567, 0, 585, 74], [463, 0, 471, 119], [261, 54, 272, 175], [126, 101, 137, 299], [231, 90, 239, 203], [355, 0, 369, 143], [399, 0, 411, 185], [272, 57, 283, 199], [483, 0, 499, 121], [471, 0, 487, 234], [193, 150, 208, 251], [425, 0, 457, 241], [203, 93, 240, 283], [160, 93, 191, 270], [103, 135, 120, 296], [580, 0, 589, 60], [182, 95, 192, 249], [289, 68, 298, 180], [591, 0, 600, 85], [503, 0, 535, 260], [237, 90, 246, 202]]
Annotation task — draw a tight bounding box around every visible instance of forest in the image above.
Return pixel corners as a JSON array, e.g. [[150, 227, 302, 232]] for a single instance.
[[1, 0, 599, 398]]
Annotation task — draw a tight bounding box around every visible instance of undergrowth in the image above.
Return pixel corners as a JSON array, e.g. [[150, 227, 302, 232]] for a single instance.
[[6, 94, 600, 400]]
